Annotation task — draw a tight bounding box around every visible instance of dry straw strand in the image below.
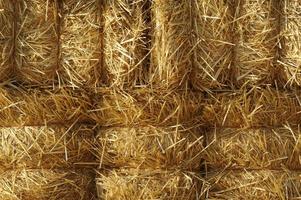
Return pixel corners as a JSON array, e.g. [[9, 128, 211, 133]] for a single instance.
[[15, 0, 59, 86], [280, 0, 301, 88], [0, 169, 96, 200], [97, 126, 204, 170], [235, 0, 278, 87], [60, 0, 102, 88], [150, 0, 192, 90], [191, 0, 234, 91], [103, 0, 149, 88], [0, 125, 95, 171], [203, 127, 301, 170], [97, 169, 208, 200], [206, 169, 301, 199]]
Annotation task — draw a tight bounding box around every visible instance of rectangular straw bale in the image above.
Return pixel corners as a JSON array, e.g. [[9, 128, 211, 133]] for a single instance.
[[191, 0, 234, 90], [235, 0, 278, 86], [96, 169, 208, 200], [201, 88, 301, 127], [149, 0, 192, 90], [0, 87, 92, 126], [206, 169, 301, 199], [97, 126, 204, 170], [90, 89, 203, 126], [15, 0, 59, 85], [280, 0, 301, 87], [103, 0, 149, 88], [0, 1, 14, 81], [0, 125, 95, 171], [0, 169, 96, 200], [203, 127, 301, 170], [60, 0, 102, 87]]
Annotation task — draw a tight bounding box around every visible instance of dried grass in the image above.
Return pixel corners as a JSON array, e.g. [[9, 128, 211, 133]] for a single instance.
[[235, 0, 278, 86], [97, 126, 204, 170], [0, 87, 92, 126], [0, 169, 96, 200], [203, 127, 301, 170], [206, 169, 301, 199], [103, 0, 149, 88], [15, 0, 59, 86], [0, 1, 14, 81], [191, 0, 234, 90], [149, 0, 192, 90], [90, 89, 203, 126], [0, 125, 95, 171], [201, 88, 301, 127], [60, 0, 102, 88], [280, 0, 301, 88], [96, 169, 207, 200]]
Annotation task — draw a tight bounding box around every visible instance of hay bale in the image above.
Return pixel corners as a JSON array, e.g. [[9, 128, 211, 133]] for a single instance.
[[0, 1, 14, 82], [0, 125, 95, 171], [96, 169, 207, 200], [203, 127, 301, 170], [15, 0, 59, 86], [206, 169, 301, 199], [103, 0, 149, 88], [235, 0, 278, 86], [97, 126, 204, 170], [0, 169, 96, 200], [60, 0, 102, 87], [90, 89, 203, 126], [0, 87, 92, 126], [280, 0, 301, 87], [201, 88, 301, 127], [191, 0, 234, 90], [150, 0, 192, 90]]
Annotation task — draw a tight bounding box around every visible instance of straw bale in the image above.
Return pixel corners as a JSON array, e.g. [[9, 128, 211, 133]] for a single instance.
[[96, 169, 207, 200], [0, 1, 14, 81], [235, 0, 278, 86], [203, 127, 301, 170], [0, 87, 92, 126], [280, 0, 301, 88], [15, 0, 59, 86], [0, 169, 96, 200], [90, 89, 203, 126], [201, 88, 301, 127], [206, 169, 301, 199], [103, 0, 149, 88], [0, 125, 95, 171], [97, 126, 204, 170], [60, 0, 102, 88], [149, 0, 192, 90], [191, 0, 234, 90]]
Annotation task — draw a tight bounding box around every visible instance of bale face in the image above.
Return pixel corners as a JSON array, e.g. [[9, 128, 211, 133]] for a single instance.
[[0, 88, 92, 126], [204, 127, 301, 170], [280, 0, 301, 87], [201, 88, 301, 127], [191, 0, 234, 90], [0, 1, 14, 81], [15, 0, 59, 86], [97, 126, 204, 170], [0, 125, 95, 171], [207, 170, 301, 199], [103, 0, 149, 88], [90, 90, 203, 126], [97, 169, 207, 200], [235, 0, 278, 86], [0, 169, 96, 200], [150, 0, 192, 90], [60, 0, 102, 87]]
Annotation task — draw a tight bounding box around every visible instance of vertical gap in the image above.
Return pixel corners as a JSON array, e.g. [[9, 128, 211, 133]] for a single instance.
[[141, 0, 152, 87], [55, 0, 63, 88], [188, 0, 195, 91], [98, 0, 106, 88], [12, 0, 18, 82]]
